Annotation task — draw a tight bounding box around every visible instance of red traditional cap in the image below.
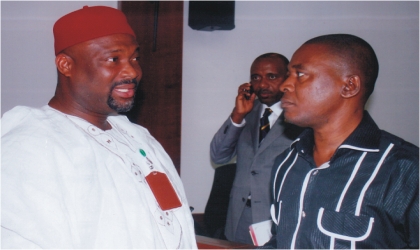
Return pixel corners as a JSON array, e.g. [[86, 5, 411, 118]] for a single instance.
[[53, 5, 136, 55]]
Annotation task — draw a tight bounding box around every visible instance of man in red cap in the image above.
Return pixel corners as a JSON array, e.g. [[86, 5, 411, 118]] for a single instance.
[[1, 6, 197, 248]]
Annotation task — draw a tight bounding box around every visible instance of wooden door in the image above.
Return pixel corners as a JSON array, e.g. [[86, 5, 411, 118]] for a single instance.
[[120, 1, 183, 174]]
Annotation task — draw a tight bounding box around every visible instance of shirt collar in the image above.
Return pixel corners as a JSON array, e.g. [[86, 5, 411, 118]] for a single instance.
[[261, 101, 282, 118], [292, 111, 381, 157], [338, 111, 381, 152]]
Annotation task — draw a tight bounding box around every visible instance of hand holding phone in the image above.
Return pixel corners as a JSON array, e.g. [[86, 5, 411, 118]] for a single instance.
[[232, 83, 255, 123], [244, 85, 254, 100]]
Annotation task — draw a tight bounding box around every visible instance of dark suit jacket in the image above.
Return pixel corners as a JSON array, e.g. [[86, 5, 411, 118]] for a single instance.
[[210, 100, 302, 241]]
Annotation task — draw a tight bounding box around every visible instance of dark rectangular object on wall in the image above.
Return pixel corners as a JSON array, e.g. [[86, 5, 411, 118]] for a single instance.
[[188, 1, 235, 31]]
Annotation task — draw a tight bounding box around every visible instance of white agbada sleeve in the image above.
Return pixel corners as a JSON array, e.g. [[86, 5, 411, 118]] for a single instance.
[[1, 106, 197, 249]]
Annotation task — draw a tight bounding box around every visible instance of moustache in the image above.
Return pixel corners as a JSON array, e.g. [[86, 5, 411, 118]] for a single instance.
[[111, 78, 139, 90], [257, 89, 272, 95]]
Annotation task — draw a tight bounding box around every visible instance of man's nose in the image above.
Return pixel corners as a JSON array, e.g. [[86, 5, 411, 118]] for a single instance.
[[258, 78, 269, 88], [122, 61, 142, 81], [279, 76, 293, 92]]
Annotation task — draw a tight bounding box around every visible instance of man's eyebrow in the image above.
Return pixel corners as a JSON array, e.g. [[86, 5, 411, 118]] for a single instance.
[[130, 47, 140, 55], [107, 48, 123, 53], [288, 64, 305, 72], [291, 64, 303, 70], [107, 47, 140, 54]]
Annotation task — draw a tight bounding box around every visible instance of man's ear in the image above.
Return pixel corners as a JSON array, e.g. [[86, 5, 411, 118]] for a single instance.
[[341, 75, 361, 98], [55, 53, 73, 77]]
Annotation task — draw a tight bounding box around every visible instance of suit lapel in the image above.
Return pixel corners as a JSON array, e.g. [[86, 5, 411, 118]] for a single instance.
[[248, 101, 262, 153], [256, 112, 287, 154]]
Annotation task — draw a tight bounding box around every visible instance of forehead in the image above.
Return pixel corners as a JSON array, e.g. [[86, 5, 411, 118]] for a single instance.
[[75, 33, 139, 55], [290, 44, 337, 69], [251, 57, 285, 73]]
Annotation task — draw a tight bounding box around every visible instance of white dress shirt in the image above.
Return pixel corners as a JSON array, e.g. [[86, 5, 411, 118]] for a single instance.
[[231, 101, 283, 128]]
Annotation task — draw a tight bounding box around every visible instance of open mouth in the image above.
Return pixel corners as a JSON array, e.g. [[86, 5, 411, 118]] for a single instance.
[[113, 85, 136, 99]]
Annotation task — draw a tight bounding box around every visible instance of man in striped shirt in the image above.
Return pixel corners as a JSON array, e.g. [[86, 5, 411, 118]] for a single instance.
[[264, 34, 418, 249]]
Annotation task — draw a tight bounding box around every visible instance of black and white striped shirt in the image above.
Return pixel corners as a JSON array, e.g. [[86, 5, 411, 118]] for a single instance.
[[267, 111, 418, 249]]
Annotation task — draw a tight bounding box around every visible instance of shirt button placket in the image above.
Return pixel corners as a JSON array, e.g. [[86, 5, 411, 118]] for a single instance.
[[302, 169, 318, 220]]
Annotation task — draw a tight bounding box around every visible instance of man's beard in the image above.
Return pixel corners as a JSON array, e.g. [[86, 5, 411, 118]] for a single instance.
[[107, 79, 138, 113]]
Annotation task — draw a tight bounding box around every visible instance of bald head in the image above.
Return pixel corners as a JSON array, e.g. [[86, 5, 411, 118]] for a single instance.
[[304, 34, 379, 102]]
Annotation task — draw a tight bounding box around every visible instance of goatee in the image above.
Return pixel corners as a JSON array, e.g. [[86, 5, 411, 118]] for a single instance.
[[107, 79, 138, 113]]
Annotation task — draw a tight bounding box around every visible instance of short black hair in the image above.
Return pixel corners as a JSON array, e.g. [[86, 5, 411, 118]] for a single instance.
[[254, 52, 289, 67], [304, 34, 379, 102]]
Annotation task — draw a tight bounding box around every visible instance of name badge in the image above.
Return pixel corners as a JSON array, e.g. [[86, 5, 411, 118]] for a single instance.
[[145, 171, 182, 211]]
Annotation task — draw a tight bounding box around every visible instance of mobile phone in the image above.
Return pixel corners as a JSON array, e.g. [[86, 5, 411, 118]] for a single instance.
[[245, 85, 254, 100]]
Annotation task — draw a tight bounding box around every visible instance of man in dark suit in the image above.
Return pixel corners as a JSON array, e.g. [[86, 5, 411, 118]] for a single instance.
[[210, 53, 302, 245]]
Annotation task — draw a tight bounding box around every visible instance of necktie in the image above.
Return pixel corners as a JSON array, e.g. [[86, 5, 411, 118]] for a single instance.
[[259, 108, 273, 144]]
